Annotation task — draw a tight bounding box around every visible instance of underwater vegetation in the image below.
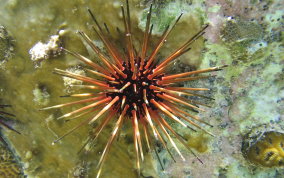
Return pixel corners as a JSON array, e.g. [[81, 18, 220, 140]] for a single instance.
[[0, 25, 14, 65], [41, 1, 225, 177]]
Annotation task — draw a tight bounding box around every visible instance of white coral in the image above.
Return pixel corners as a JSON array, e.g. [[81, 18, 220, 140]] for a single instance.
[[29, 30, 66, 67], [63, 66, 85, 92]]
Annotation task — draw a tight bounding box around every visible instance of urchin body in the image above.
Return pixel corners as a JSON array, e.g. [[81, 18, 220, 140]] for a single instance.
[[107, 62, 163, 115]]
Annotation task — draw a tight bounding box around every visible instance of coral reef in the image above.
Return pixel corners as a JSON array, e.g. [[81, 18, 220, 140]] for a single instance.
[[242, 129, 284, 167], [29, 31, 65, 68]]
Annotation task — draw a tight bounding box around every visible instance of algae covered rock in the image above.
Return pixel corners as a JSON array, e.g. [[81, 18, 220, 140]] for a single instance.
[[221, 18, 263, 43], [220, 18, 266, 61]]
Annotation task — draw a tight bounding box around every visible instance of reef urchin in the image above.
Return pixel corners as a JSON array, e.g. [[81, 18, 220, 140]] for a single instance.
[[0, 104, 20, 144], [42, 1, 226, 177]]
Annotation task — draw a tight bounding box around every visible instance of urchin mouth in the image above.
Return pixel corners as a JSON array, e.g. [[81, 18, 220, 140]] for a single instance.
[[106, 60, 164, 116]]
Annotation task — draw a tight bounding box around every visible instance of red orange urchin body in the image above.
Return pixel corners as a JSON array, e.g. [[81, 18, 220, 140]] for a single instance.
[[42, 1, 226, 177]]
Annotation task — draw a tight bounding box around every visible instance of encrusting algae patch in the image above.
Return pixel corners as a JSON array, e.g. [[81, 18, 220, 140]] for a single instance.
[[185, 132, 210, 153]]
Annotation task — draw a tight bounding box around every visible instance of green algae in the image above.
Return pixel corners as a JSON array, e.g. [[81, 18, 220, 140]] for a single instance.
[[0, 26, 14, 65], [208, 5, 221, 13]]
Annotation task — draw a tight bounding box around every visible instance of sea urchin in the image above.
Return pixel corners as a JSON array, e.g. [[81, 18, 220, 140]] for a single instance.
[[42, 1, 226, 177], [0, 104, 20, 144]]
